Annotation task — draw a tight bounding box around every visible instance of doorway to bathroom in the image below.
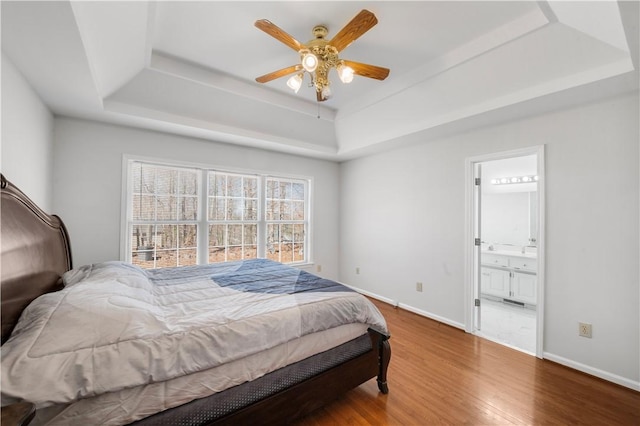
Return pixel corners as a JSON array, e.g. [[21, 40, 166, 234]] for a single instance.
[[465, 146, 545, 358]]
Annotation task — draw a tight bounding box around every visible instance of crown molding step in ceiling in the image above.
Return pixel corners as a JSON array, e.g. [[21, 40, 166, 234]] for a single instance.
[[2, 1, 638, 160]]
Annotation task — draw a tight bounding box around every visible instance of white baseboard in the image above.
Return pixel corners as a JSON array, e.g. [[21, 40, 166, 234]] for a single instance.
[[344, 284, 465, 330], [543, 352, 640, 392], [396, 302, 466, 330], [343, 283, 640, 393]]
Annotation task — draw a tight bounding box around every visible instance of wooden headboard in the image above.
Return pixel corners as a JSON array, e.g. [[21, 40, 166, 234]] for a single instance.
[[1, 174, 72, 344]]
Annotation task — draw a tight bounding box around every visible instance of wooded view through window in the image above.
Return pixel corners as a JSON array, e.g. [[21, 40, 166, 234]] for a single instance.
[[127, 161, 309, 269]]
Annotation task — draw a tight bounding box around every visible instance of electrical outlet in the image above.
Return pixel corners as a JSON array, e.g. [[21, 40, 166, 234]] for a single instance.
[[579, 322, 592, 338], [355, 267, 360, 275], [316, 265, 322, 273], [416, 282, 423, 292]]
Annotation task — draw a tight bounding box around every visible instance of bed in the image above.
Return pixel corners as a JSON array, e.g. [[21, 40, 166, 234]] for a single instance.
[[0, 174, 391, 425]]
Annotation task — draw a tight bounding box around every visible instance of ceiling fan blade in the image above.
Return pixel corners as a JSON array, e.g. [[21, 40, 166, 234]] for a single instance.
[[342, 60, 390, 80], [329, 9, 378, 52], [255, 19, 303, 52], [256, 65, 303, 83]]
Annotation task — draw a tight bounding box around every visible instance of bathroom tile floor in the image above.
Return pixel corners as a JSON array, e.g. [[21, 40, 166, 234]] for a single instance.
[[477, 297, 536, 355]]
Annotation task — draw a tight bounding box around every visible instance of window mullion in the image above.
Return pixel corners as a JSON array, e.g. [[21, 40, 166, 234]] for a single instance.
[[198, 170, 208, 265], [257, 176, 266, 259]]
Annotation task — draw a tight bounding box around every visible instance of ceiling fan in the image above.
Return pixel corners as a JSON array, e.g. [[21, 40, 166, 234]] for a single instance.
[[254, 9, 390, 102]]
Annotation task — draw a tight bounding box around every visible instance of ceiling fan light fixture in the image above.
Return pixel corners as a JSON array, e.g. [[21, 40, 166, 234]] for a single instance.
[[301, 51, 318, 73], [287, 73, 303, 93], [321, 84, 332, 100], [254, 10, 390, 102], [337, 63, 354, 84]]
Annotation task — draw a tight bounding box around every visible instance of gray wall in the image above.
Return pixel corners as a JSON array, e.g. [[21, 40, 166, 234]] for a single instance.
[[339, 91, 639, 389], [1, 53, 54, 210]]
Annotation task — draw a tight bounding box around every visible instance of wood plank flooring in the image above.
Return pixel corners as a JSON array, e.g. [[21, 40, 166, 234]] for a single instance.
[[296, 299, 640, 425]]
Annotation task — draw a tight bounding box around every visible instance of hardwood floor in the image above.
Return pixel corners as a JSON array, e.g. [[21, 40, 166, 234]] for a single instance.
[[296, 299, 640, 425]]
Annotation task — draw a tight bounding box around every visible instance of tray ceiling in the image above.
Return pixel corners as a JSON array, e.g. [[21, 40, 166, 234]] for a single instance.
[[2, 1, 638, 160]]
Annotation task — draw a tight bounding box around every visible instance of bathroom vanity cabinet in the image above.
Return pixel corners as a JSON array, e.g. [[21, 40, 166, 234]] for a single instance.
[[481, 252, 537, 306]]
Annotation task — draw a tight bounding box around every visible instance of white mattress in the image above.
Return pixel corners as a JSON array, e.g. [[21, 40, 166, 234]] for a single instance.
[[31, 323, 369, 425]]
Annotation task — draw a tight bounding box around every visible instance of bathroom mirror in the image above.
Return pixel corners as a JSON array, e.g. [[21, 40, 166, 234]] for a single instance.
[[481, 190, 538, 248]]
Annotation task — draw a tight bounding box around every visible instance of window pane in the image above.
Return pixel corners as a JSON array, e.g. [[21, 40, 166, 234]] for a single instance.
[[209, 197, 226, 220], [293, 243, 304, 262], [280, 243, 294, 263], [135, 195, 155, 220], [132, 224, 155, 250], [209, 224, 226, 246], [141, 167, 155, 193], [228, 224, 242, 245], [293, 224, 305, 243], [156, 168, 177, 194], [209, 247, 226, 263], [244, 199, 257, 220], [266, 179, 278, 199], [279, 201, 291, 220], [281, 224, 293, 244], [228, 176, 242, 197], [266, 244, 280, 262], [228, 199, 243, 221], [292, 201, 304, 220], [156, 196, 177, 220], [154, 249, 177, 268], [244, 177, 258, 198], [178, 248, 197, 266], [267, 223, 279, 244], [178, 224, 197, 248], [280, 182, 291, 199], [179, 196, 198, 220], [156, 224, 177, 250], [244, 224, 257, 245], [244, 246, 257, 260], [210, 174, 226, 197], [226, 246, 242, 261], [292, 182, 304, 200], [180, 172, 198, 195], [266, 200, 278, 220]]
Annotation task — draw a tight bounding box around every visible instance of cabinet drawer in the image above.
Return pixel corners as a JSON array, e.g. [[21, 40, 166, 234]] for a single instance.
[[510, 257, 537, 272], [482, 254, 509, 267]]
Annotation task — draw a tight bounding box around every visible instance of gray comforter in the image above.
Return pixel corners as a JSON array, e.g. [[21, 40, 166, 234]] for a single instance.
[[1, 259, 387, 408]]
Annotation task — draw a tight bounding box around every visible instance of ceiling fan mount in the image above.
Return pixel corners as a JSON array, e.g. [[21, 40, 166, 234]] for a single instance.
[[311, 25, 328, 40], [254, 10, 390, 102]]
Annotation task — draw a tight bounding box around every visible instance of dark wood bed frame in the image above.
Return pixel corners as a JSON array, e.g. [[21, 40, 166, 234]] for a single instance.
[[0, 174, 391, 425]]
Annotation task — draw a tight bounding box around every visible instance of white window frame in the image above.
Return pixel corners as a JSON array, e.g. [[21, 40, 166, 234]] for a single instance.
[[120, 155, 312, 267]]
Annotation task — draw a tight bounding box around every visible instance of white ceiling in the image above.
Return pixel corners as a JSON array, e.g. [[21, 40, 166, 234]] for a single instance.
[[2, 1, 638, 161]]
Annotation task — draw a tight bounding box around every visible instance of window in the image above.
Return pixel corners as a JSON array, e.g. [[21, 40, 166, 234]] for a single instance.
[[266, 177, 307, 263], [124, 160, 310, 269], [129, 162, 200, 269], [208, 172, 259, 262]]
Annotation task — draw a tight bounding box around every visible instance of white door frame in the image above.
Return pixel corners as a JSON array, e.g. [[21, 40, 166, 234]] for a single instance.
[[464, 145, 546, 358]]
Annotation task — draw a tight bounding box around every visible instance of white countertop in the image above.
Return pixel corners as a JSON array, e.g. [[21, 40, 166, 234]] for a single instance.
[[481, 249, 537, 259]]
